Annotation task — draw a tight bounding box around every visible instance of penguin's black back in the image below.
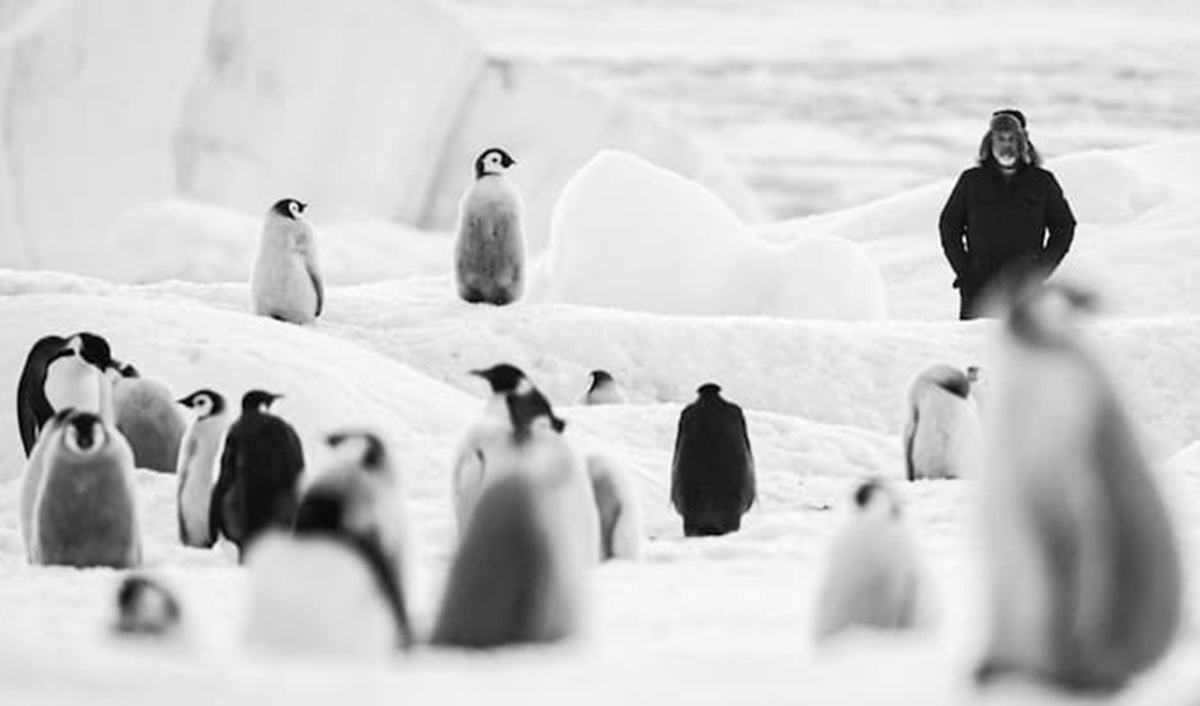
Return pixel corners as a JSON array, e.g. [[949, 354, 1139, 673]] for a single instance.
[[213, 411, 304, 558], [17, 335, 67, 456], [433, 473, 563, 648], [671, 387, 756, 536]]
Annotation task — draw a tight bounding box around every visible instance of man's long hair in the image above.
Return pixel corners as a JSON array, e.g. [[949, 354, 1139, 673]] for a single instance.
[[977, 128, 1042, 167]]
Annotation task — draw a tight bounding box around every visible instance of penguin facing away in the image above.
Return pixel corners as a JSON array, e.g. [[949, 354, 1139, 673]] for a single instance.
[[975, 284, 1182, 693], [114, 376, 188, 474], [176, 389, 231, 548], [671, 383, 756, 537], [585, 453, 643, 561], [813, 480, 929, 641], [455, 147, 525, 306], [903, 364, 982, 481], [582, 370, 625, 406], [244, 431, 412, 656], [209, 390, 305, 562], [432, 386, 590, 649], [251, 198, 324, 324], [113, 574, 183, 638], [24, 409, 142, 568]]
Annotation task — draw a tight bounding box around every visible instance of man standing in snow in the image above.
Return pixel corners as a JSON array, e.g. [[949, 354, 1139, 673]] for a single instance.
[[938, 109, 1076, 320]]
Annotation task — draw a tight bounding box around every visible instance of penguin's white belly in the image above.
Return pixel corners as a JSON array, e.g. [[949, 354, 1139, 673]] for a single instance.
[[911, 392, 980, 478], [253, 256, 316, 322], [244, 534, 395, 658], [179, 432, 222, 544], [44, 358, 102, 415]]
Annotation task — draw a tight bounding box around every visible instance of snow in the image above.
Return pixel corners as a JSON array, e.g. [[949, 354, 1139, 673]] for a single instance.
[[0, 0, 755, 274], [0, 3, 1199, 700], [540, 151, 886, 320]]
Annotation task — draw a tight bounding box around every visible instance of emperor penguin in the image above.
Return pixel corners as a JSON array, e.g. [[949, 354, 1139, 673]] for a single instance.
[[582, 370, 625, 406], [114, 375, 188, 474], [210, 390, 305, 562], [18, 332, 124, 454], [244, 431, 412, 656], [975, 284, 1182, 693], [903, 364, 982, 480], [671, 383, 756, 537], [176, 390, 231, 548], [585, 453, 643, 561], [450, 363, 541, 534], [22, 409, 141, 568], [432, 385, 592, 648], [113, 575, 183, 638], [455, 147, 525, 306], [251, 198, 324, 324], [813, 480, 929, 641]]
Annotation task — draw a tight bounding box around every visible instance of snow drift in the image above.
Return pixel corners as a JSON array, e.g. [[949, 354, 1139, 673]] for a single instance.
[[541, 151, 887, 320], [0, 0, 758, 274]]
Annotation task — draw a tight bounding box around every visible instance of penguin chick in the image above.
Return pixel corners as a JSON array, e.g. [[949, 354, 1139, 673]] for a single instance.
[[113, 574, 183, 637], [455, 148, 525, 306], [251, 198, 324, 324], [433, 386, 592, 648], [903, 364, 982, 480], [176, 390, 231, 548], [976, 283, 1181, 693], [813, 480, 929, 641], [582, 370, 625, 406]]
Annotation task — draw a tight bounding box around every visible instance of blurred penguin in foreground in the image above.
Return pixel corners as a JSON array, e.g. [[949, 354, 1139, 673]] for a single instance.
[[976, 283, 1181, 693], [433, 383, 593, 648], [813, 479, 931, 641]]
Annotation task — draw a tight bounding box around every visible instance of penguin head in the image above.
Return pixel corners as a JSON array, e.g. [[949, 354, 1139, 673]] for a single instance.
[[115, 575, 182, 637], [75, 332, 116, 370], [270, 198, 308, 220], [1007, 283, 1100, 348], [853, 479, 901, 519], [475, 147, 516, 179], [242, 390, 283, 414], [51, 333, 116, 371], [588, 369, 614, 391], [471, 363, 528, 394], [178, 389, 226, 419], [505, 387, 566, 444], [59, 410, 108, 457], [696, 382, 723, 398], [326, 430, 387, 472]]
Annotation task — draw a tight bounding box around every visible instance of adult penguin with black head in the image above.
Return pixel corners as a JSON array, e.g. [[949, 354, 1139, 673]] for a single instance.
[[209, 390, 304, 561], [671, 383, 755, 537]]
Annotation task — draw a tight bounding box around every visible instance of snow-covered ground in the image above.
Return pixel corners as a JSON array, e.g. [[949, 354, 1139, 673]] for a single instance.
[[1, 133, 1200, 703], [2, 1, 1200, 703]]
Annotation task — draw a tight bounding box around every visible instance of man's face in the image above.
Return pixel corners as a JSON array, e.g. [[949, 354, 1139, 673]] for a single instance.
[[992, 130, 1020, 167]]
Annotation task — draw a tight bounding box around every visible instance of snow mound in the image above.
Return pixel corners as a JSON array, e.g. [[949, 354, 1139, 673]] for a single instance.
[[107, 200, 450, 284], [542, 151, 886, 320]]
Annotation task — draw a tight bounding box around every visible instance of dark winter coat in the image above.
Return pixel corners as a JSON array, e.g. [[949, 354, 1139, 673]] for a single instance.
[[939, 160, 1076, 318]]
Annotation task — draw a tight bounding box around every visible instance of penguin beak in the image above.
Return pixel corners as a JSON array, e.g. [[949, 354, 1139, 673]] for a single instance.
[[297, 202, 308, 214], [469, 369, 486, 379], [175, 397, 190, 407]]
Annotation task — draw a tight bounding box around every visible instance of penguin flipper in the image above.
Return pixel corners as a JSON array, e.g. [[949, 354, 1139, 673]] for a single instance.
[[904, 407, 918, 482], [305, 257, 324, 318], [349, 534, 412, 650]]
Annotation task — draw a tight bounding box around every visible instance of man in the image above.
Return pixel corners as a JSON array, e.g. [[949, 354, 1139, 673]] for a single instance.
[[939, 109, 1076, 320]]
